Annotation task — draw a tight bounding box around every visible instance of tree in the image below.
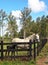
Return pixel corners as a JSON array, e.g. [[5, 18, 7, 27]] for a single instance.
[[0, 22, 1, 36], [25, 16, 33, 36], [45, 15, 48, 37], [40, 15, 47, 38], [7, 13, 18, 38], [0, 9, 7, 37], [19, 16, 32, 38], [20, 7, 31, 38], [36, 17, 41, 34], [18, 28, 24, 38], [30, 21, 38, 33]]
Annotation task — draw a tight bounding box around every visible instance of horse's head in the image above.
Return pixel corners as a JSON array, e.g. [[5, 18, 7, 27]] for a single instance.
[[35, 34, 40, 42], [30, 33, 40, 43]]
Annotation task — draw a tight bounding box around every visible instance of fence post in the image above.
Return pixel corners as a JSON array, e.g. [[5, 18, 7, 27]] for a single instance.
[[1, 41, 3, 60], [29, 40, 32, 59], [34, 40, 36, 61]]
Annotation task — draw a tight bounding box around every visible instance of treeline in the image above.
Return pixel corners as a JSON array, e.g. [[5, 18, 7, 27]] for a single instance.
[[0, 7, 48, 40]]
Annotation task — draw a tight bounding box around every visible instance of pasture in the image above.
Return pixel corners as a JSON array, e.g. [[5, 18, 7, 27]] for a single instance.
[[0, 60, 36, 65]]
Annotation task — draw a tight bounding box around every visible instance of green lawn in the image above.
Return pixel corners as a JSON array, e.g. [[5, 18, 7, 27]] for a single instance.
[[0, 60, 37, 65]]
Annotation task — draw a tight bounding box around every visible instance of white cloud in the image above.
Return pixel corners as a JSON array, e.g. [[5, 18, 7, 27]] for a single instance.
[[28, 0, 47, 13], [12, 10, 22, 18]]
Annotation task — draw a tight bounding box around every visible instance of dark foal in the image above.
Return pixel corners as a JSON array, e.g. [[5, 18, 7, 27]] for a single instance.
[[5, 44, 18, 57]]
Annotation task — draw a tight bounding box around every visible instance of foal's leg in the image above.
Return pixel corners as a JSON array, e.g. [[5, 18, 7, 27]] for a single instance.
[[5, 51, 7, 56], [13, 51, 15, 56], [11, 50, 14, 60], [8, 49, 10, 57], [11, 50, 13, 56], [16, 46, 18, 55], [8, 51, 9, 56], [11, 50, 15, 56]]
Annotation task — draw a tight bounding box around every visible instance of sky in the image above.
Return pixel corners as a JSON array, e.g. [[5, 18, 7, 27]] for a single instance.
[[0, 0, 48, 35], [0, 0, 48, 20]]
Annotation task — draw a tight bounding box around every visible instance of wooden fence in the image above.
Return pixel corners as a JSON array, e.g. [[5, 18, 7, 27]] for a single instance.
[[0, 39, 47, 60]]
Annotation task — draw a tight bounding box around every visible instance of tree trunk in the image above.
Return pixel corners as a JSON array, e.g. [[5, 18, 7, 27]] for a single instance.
[[24, 29, 26, 39]]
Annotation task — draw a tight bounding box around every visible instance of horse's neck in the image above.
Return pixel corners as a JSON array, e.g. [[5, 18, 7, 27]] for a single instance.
[[26, 34, 35, 40]]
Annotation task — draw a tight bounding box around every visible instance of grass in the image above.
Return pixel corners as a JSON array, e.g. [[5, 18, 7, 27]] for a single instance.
[[37, 42, 48, 59], [0, 60, 37, 65], [40, 42, 48, 56]]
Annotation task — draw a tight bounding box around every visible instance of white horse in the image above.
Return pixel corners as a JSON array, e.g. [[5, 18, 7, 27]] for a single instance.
[[12, 33, 36, 42], [12, 33, 40, 48]]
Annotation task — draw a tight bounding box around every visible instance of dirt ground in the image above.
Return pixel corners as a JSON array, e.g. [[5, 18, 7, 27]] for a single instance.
[[36, 56, 48, 65]]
